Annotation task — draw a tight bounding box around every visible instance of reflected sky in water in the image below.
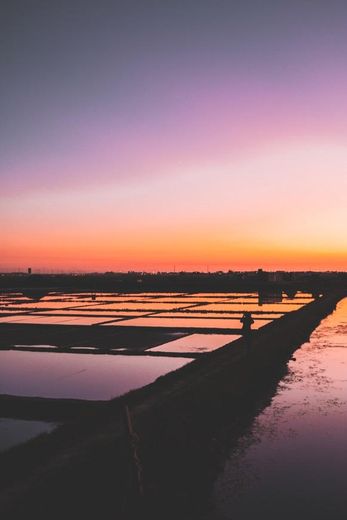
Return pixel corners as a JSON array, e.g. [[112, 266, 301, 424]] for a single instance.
[[0, 351, 191, 400], [0, 292, 312, 333], [0, 315, 121, 325], [201, 303, 304, 312], [149, 333, 242, 354], [0, 418, 56, 453], [209, 298, 347, 520], [105, 317, 272, 329]]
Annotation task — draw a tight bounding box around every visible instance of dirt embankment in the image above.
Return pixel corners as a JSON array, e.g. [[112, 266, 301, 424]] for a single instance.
[[0, 291, 344, 519]]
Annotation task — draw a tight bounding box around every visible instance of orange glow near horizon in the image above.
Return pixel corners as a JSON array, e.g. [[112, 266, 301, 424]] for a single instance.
[[2, 234, 347, 273], [2, 139, 347, 272]]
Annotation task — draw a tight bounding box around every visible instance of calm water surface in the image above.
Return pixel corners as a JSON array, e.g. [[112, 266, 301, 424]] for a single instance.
[[208, 297, 347, 520], [0, 418, 56, 453], [108, 317, 272, 329], [149, 333, 242, 354], [0, 351, 191, 400]]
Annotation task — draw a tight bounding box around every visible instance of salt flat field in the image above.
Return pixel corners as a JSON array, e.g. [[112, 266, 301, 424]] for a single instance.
[[0, 290, 312, 323], [0, 290, 314, 357], [0, 289, 319, 459], [0, 291, 314, 399]]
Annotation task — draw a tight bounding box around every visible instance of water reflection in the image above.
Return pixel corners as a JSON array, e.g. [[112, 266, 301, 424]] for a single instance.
[[73, 302, 195, 311], [106, 317, 272, 329], [210, 298, 347, 520], [0, 350, 191, 400], [0, 292, 312, 334], [0, 418, 56, 453], [143, 312, 283, 319], [149, 333, 242, 354], [200, 303, 304, 312], [0, 315, 125, 325]]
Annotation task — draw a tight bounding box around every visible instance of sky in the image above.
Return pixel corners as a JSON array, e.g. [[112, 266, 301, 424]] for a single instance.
[[1, 0, 347, 272]]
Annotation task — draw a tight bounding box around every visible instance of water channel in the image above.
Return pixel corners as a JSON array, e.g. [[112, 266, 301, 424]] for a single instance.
[[207, 297, 347, 520]]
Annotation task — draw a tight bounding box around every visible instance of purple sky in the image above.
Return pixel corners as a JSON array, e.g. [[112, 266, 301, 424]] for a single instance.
[[1, 1, 347, 271]]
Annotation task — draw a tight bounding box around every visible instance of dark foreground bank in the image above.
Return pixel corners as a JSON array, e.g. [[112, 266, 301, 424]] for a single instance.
[[0, 291, 343, 519]]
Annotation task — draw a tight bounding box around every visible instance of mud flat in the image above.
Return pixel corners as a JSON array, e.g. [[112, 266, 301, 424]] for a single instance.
[[0, 291, 344, 519]]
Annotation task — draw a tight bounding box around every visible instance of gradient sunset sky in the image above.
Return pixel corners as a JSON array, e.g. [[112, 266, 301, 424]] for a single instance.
[[1, 0, 347, 272]]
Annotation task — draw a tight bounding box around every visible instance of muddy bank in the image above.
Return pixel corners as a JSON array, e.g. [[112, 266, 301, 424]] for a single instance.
[[0, 395, 108, 422], [0, 291, 343, 519]]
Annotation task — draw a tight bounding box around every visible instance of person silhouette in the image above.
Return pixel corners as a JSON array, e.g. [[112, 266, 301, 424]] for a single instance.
[[240, 311, 254, 352]]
